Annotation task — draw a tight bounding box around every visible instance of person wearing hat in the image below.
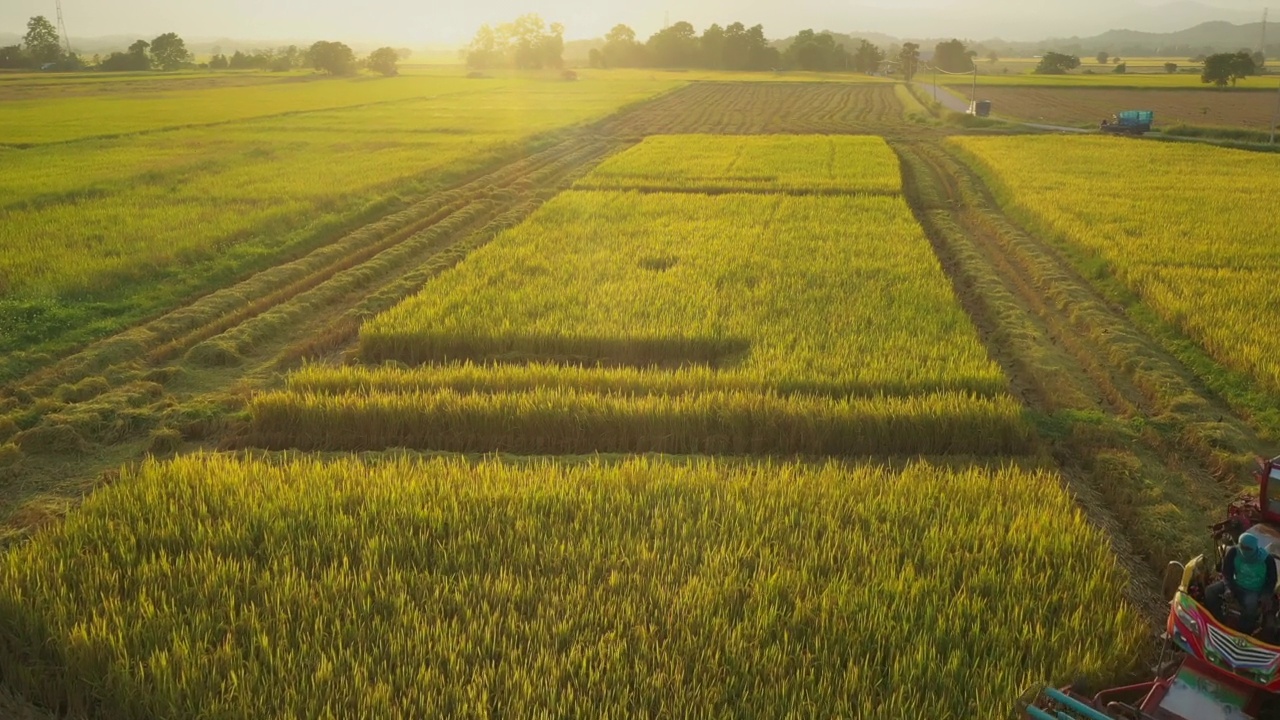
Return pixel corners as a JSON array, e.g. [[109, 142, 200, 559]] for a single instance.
[[1206, 533, 1278, 634]]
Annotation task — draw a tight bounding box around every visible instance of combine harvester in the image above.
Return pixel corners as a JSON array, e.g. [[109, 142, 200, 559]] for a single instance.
[[1020, 457, 1280, 720], [1100, 110, 1155, 136]]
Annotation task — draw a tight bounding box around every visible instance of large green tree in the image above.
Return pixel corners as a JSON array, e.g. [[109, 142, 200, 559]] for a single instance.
[[99, 40, 150, 72], [601, 24, 644, 67], [932, 38, 973, 73], [464, 25, 504, 69], [309, 41, 357, 75], [646, 21, 700, 68], [150, 32, 190, 71], [464, 15, 564, 70], [0, 45, 28, 69], [700, 24, 725, 69], [899, 42, 920, 81], [23, 15, 63, 65], [1202, 51, 1256, 87], [851, 40, 885, 73], [1033, 51, 1080, 74], [786, 30, 849, 71], [367, 47, 399, 76]]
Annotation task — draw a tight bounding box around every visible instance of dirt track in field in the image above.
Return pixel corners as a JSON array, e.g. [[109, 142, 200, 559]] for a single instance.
[[973, 85, 1280, 130]]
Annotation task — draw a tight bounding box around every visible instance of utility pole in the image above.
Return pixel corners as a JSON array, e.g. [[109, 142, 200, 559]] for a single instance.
[[1271, 75, 1280, 144], [1263, 8, 1269, 68], [971, 59, 978, 107], [55, 0, 72, 56]]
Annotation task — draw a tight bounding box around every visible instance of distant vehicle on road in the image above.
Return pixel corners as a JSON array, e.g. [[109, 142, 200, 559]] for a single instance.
[[1100, 109, 1154, 135]]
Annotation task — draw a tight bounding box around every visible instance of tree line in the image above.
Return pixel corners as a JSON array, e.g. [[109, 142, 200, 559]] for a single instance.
[[0, 16, 404, 76], [465, 14, 991, 76], [1031, 48, 1262, 85]]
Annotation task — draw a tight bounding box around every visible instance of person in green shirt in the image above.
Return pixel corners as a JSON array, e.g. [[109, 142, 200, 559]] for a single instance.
[[1206, 533, 1278, 634]]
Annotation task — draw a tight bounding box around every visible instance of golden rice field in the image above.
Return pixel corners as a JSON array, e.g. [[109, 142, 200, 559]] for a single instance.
[[360, 190, 995, 386], [0, 71, 675, 146], [361, 138, 999, 394], [0, 75, 679, 300], [574, 134, 903, 193], [0, 453, 1146, 719], [259, 134, 1017, 456], [952, 136, 1280, 394], [0, 76, 1164, 720]]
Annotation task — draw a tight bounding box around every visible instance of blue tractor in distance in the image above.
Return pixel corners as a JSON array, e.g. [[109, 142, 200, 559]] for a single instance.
[[1100, 110, 1155, 135]]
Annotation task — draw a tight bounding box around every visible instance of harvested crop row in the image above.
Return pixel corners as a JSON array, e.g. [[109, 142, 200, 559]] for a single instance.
[[286, 357, 1006, 399], [952, 136, 1280, 395], [361, 190, 1004, 396], [0, 453, 1145, 719], [575, 134, 902, 194], [249, 387, 1033, 455]]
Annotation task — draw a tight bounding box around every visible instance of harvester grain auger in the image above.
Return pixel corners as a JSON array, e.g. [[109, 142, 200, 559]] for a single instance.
[[1018, 457, 1280, 720]]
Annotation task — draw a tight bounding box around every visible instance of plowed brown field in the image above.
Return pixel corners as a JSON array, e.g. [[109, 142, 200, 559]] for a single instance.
[[973, 86, 1280, 130]]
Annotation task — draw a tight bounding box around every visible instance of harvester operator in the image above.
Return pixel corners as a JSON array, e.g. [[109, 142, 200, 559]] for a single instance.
[[1206, 533, 1278, 634]]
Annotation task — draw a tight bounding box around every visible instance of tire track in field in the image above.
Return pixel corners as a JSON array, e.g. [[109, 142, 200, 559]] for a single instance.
[[7, 139, 599, 394], [892, 134, 1272, 627], [898, 136, 1261, 464], [894, 135, 1171, 623], [0, 133, 629, 530]]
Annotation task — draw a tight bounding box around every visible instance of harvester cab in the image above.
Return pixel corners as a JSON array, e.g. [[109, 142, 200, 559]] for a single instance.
[[1019, 553, 1280, 719], [1018, 459, 1280, 719], [1100, 110, 1154, 135]]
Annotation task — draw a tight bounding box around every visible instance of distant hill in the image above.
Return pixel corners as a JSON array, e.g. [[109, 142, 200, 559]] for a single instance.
[[1004, 20, 1275, 56], [772, 19, 1275, 59]]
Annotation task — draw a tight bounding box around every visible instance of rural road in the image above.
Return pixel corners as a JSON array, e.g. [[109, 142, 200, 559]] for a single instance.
[[914, 81, 1092, 134]]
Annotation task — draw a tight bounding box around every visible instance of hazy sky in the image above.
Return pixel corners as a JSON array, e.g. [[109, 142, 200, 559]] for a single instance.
[[1, 0, 1267, 46]]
